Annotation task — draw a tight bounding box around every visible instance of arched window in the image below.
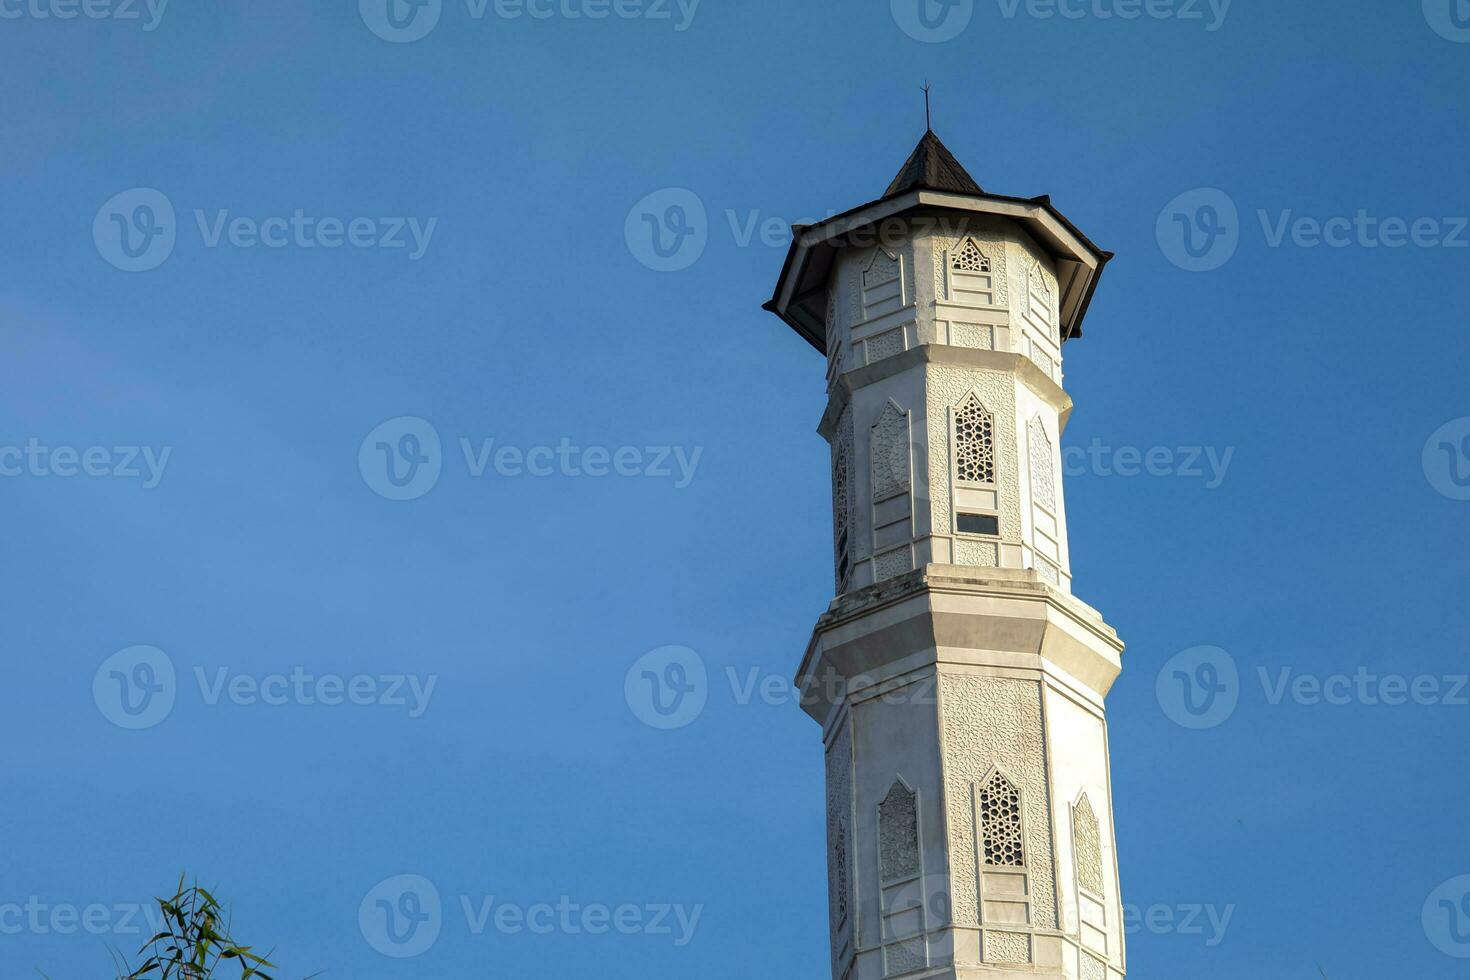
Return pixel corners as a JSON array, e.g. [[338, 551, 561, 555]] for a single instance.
[[1073, 794, 1104, 896], [879, 779, 920, 883], [1028, 417, 1056, 513], [949, 238, 996, 307], [955, 395, 996, 485], [862, 247, 904, 320], [1027, 263, 1053, 331], [953, 238, 991, 273], [878, 778, 929, 976], [978, 770, 1025, 868], [871, 401, 911, 502]]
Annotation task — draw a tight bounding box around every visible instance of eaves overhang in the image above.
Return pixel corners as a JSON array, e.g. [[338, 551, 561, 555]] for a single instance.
[[763, 189, 1114, 354]]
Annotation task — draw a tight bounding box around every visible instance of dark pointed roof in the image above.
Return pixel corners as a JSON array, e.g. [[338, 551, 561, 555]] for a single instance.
[[883, 130, 984, 197], [766, 128, 1112, 353]]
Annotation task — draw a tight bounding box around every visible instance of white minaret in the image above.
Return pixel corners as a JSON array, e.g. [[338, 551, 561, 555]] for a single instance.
[[765, 130, 1126, 980]]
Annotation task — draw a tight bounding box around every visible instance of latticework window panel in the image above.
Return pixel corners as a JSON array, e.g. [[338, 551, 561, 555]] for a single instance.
[[979, 771, 1025, 868], [952, 239, 991, 273], [955, 397, 996, 484]]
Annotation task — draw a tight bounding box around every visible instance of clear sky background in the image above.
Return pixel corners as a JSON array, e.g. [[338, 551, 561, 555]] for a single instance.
[[3, 0, 1469, 977]]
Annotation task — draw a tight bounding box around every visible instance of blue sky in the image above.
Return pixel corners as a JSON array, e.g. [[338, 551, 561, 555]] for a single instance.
[[2, 0, 1469, 976]]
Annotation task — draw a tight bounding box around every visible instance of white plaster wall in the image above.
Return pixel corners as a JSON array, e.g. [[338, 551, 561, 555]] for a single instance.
[[849, 669, 947, 979], [1044, 683, 1124, 972]]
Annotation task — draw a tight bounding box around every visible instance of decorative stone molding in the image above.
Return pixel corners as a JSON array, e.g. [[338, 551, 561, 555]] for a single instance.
[[879, 780, 920, 883], [871, 402, 911, 502], [825, 720, 854, 973], [940, 674, 1058, 930], [1074, 793, 1104, 897]]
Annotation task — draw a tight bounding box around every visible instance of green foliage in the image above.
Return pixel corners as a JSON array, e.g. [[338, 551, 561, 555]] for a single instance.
[[114, 876, 276, 980]]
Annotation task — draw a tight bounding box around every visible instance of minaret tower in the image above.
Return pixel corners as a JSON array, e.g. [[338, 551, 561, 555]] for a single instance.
[[764, 131, 1126, 980]]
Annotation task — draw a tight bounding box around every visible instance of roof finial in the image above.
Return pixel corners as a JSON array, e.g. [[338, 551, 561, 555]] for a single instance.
[[922, 81, 933, 132]]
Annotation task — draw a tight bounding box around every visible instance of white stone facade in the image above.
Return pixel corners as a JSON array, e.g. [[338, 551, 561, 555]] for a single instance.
[[771, 134, 1125, 980], [820, 217, 1075, 596]]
